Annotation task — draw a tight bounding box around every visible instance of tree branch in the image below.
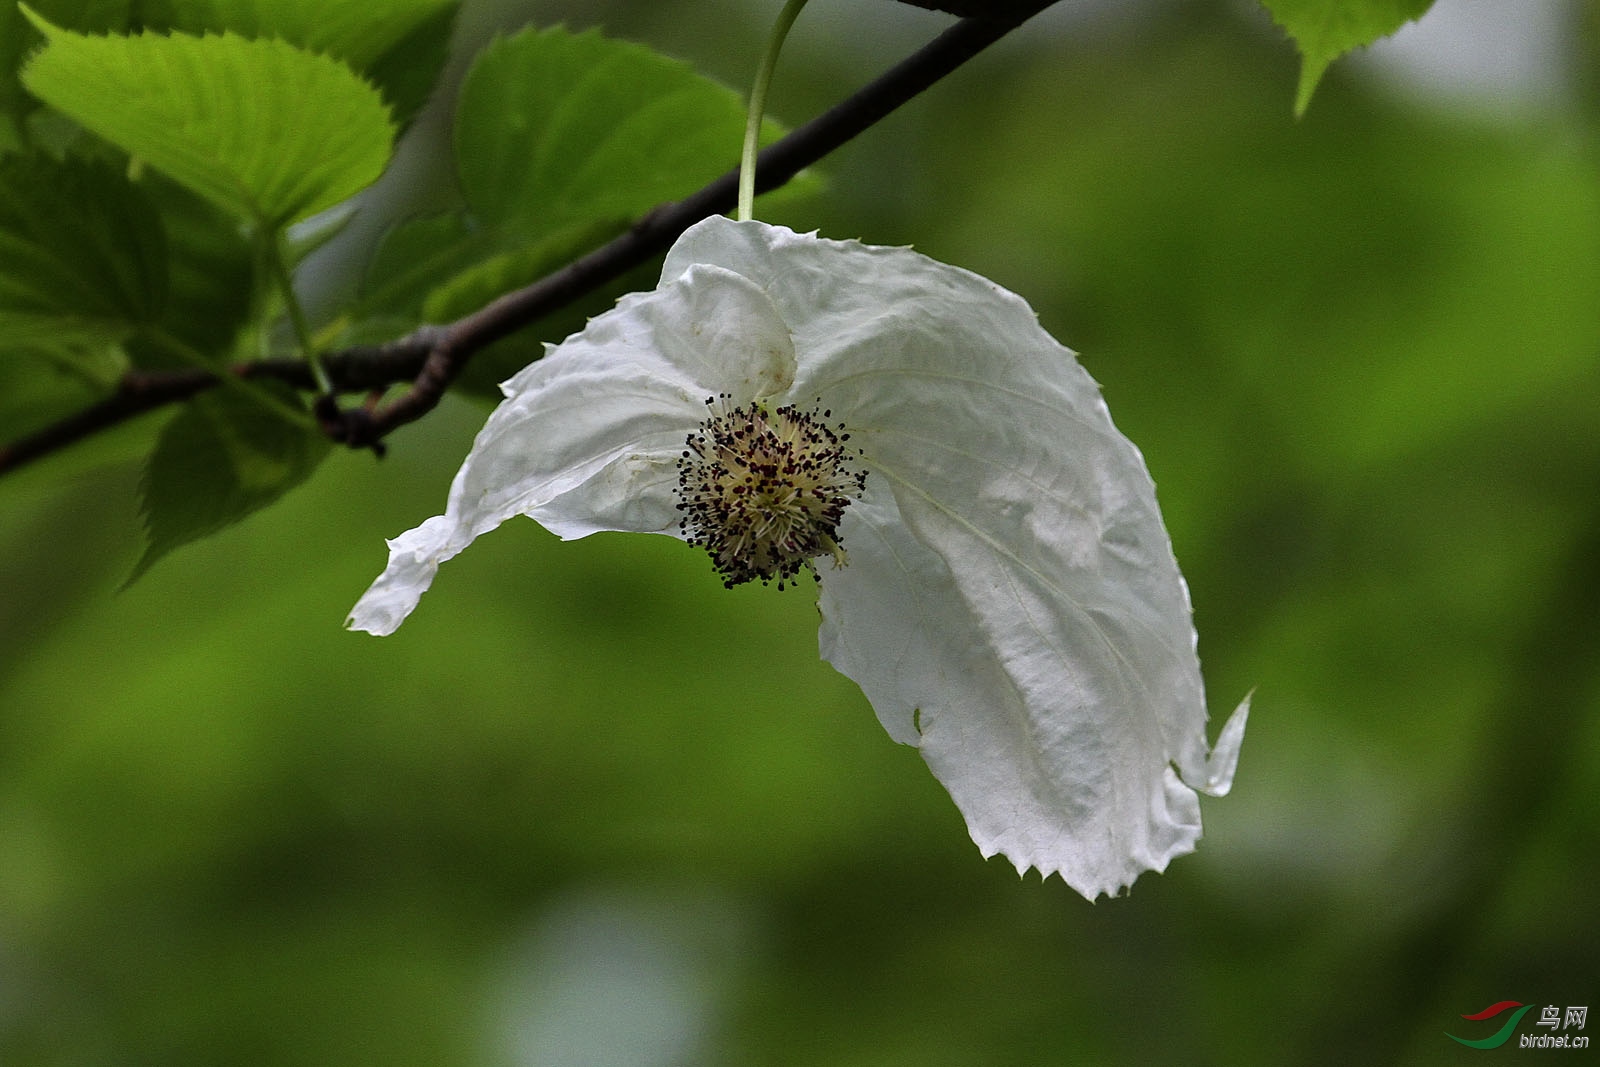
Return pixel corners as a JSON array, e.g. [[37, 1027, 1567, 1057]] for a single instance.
[[0, 333, 438, 475], [326, 2, 1056, 447], [891, 0, 1053, 18], [0, 2, 1058, 475]]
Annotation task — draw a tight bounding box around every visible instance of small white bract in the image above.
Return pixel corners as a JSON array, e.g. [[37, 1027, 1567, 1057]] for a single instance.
[[348, 216, 1247, 900]]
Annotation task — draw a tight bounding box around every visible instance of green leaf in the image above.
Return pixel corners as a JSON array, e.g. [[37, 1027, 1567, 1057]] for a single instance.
[[0, 342, 126, 444], [20, 0, 141, 32], [341, 27, 814, 382], [0, 1, 31, 121], [20, 11, 395, 228], [1260, 0, 1435, 114], [360, 1, 457, 128], [129, 172, 255, 364], [130, 382, 330, 582], [454, 26, 755, 240], [419, 219, 623, 325], [167, 0, 453, 70], [0, 154, 166, 348], [430, 220, 660, 398], [356, 211, 493, 322], [163, 0, 456, 122], [9, 0, 456, 128], [4, 0, 158, 119]]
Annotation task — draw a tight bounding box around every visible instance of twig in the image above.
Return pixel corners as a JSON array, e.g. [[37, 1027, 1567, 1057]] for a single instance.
[[0, 332, 440, 475], [0, 369, 217, 474], [0, 3, 1058, 474], [326, 2, 1056, 447], [892, 0, 1053, 17]]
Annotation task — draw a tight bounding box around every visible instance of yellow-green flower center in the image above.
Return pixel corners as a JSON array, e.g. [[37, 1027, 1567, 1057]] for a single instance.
[[676, 395, 866, 589]]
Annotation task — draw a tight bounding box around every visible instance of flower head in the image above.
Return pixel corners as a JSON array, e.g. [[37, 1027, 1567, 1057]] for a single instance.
[[675, 394, 865, 589], [348, 216, 1247, 900]]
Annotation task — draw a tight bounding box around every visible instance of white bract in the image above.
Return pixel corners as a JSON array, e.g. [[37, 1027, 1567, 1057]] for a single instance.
[[349, 216, 1248, 900]]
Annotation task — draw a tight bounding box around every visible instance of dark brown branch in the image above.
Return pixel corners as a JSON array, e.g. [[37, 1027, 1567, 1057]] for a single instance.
[[0, 331, 440, 475], [891, 0, 1053, 18], [0, 370, 216, 474], [326, 1, 1058, 448], [0, 3, 1058, 474]]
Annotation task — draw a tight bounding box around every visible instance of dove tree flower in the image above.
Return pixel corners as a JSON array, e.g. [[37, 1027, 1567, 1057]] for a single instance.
[[348, 215, 1247, 900]]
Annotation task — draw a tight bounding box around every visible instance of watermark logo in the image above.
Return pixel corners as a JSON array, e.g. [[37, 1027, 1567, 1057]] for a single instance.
[[1449, 1001, 1535, 1049], [1448, 1001, 1589, 1051]]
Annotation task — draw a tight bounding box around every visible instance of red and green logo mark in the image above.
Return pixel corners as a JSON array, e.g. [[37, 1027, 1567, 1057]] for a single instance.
[[1448, 1001, 1535, 1049]]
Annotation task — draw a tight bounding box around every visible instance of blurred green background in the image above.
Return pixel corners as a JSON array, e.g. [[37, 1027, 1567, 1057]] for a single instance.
[[3, 0, 1598, 1063]]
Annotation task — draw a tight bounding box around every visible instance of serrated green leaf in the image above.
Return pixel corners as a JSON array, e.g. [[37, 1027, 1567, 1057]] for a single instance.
[[454, 26, 755, 240], [129, 172, 254, 364], [4, 0, 157, 117], [164, 0, 456, 123], [167, 0, 452, 72], [0, 1, 31, 121], [356, 211, 491, 321], [341, 27, 813, 374], [361, 1, 457, 128], [20, 11, 395, 228], [10, 0, 456, 128], [1260, 0, 1435, 114], [0, 154, 166, 346], [130, 382, 330, 581]]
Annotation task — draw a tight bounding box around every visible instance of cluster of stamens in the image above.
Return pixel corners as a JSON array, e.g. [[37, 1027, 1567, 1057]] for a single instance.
[[676, 394, 867, 590]]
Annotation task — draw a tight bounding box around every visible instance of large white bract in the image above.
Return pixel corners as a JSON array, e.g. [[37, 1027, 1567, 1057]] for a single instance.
[[348, 216, 1248, 900]]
